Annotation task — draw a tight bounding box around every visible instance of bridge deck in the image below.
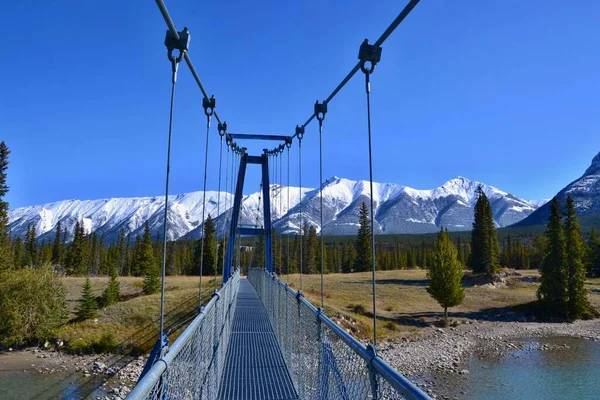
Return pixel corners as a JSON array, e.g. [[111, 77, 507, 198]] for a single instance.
[[218, 278, 298, 400]]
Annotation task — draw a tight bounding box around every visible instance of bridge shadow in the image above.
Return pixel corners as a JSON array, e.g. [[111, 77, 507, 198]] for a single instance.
[[359, 303, 539, 329]]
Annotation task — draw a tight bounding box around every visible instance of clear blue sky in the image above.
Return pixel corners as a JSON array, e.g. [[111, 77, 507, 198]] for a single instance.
[[2, 0, 599, 208]]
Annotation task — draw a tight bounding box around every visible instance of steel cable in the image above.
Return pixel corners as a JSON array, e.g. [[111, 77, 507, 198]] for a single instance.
[[199, 114, 212, 306]]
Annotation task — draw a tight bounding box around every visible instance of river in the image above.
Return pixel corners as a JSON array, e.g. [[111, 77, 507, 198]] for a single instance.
[[431, 336, 600, 399]]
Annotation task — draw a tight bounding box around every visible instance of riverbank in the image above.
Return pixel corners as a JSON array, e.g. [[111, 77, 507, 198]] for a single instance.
[[379, 318, 600, 399], [0, 348, 144, 399]]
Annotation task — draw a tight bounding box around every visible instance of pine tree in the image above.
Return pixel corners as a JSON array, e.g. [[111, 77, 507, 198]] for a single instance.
[[564, 197, 592, 320], [77, 277, 98, 320], [427, 229, 465, 320], [538, 198, 567, 317], [24, 224, 37, 266], [102, 261, 120, 307], [140, 223, 160, 294], [306, 225, 318, 274], [67, 221, 86, 275], [250, 235, 265, 269], [354, 202, 372, 273], [203, 215, 217, 276], [0, 142, 10, 270], [12, 236, 23, 268], [52, 221, 64, 265], [469, 186, 501, 276], [587, 228, 600, 278]]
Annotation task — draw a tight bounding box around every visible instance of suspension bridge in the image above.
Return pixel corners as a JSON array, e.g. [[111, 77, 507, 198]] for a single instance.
[[127, 0, 429, 399]]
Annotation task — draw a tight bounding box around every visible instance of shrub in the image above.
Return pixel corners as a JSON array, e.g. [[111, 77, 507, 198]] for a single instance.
[[0, 265, 68, 347]]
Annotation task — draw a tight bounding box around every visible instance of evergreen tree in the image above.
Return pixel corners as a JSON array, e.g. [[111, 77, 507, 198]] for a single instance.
[[24, 224, 37, 266], [77, 277, 98, 320], [538, 198, 567, 317], [203, 215, 217, 276], [140, 223, 160, 294], [102, 262, 120, 307], [52, 221, 64, 265], [469, 186, 501, 276], [250, 235, 265, 269], [587, 228, 600, 278], [354, 202, 372, 273], [427, 229, 465, 320], [305, 225, 318, 274], [67, 221, 86, 275], [0, 142, 10, 270], [564, 197, 592, 320], [12, 236, 23, 268]]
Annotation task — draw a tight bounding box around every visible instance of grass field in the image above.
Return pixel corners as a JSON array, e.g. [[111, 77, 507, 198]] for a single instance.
[[56, 270, 600, 352], [56, 276, 220, 353]]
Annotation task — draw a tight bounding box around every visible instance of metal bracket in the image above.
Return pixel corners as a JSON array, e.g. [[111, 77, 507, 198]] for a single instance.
[[315, 101, 327, 122], [164, 27, 190, 63], [366, 343, 379, 399], [218, 122, 227, 137], [203, 95, 216, 117], [295, 125, 305, 140], [358, 39, 382, 74]]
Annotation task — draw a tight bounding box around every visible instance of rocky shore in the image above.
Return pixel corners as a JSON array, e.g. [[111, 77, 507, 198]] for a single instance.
[[378, 318, 600, 399]]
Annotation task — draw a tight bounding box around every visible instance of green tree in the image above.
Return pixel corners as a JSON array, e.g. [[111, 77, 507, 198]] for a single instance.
[[564, 197, 592, 320], [354, 202, 372, 273], [24, 224, 37, 266], [52, 221, 65, 265], [67, 221, 86, 275], [469, 186, 501, 276], [139, 223, 160, 294], [587, 228, 600, 278], [538, 198, 567, 317], [0, 265, 68, 346], [102, 262, 120, 307], [77, 277, 98, 320], [0, 142, 10, 270], [427, 229, 465, 320]]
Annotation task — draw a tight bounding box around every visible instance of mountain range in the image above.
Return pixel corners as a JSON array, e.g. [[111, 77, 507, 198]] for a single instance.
[[9, 176, 544, 242]]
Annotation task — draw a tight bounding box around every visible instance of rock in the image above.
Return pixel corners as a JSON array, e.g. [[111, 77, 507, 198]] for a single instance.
[[460, 369, 469, 375], [44, 341, 50, 348], [84, 373, 91, 377], [93, 361, 107, 371], [8, 348, 12, 352], [437, 328, 445, 334]]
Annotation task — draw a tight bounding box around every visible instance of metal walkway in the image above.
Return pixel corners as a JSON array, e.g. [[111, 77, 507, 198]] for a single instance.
[[218, 279, 298, 400]]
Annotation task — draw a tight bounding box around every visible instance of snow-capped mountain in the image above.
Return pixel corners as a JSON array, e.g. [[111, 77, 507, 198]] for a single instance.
[[9, 176, 541, 241], [516, 151, 600, 227], [277, 176, 540, 235]]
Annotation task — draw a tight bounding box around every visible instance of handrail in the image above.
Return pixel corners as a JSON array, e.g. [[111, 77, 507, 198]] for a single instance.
[[127, 270, 240, 399], [251, 269, 430, 400]]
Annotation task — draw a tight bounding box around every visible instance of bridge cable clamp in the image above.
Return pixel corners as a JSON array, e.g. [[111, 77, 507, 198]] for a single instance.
[[358, 38, 382, 75], [218, 121, 227, 137], [203, 95, 216, 117], [286, 137, 293, 149], [295, 125, 305, 141], [165, 27, 190, 80]]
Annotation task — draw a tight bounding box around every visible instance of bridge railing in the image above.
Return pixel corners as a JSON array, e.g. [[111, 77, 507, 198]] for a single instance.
[[127, 270, 240, 400], [248, 268, 430, 400]]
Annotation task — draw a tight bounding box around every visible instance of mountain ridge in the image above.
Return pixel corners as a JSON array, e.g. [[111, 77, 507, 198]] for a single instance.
[[9, 176, 543, 241]]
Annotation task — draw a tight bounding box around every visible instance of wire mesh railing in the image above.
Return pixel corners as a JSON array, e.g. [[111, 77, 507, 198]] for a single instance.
[[127, 270, 240, 400], [248, 268, 430, 400]]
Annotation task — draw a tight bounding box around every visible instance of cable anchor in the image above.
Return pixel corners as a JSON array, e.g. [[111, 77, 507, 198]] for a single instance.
[[218, 121, 227, 137], [285, 137, 292, 149], [203, 95, 216, 117], [358, 39, 382, 75]]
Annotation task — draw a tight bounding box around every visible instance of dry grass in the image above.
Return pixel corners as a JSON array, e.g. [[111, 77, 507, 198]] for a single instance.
[[56, 276, 220, 353], [283, 270, 600, 342]]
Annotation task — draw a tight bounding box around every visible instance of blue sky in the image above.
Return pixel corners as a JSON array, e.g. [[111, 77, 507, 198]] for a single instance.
[[2, 0, 599, 208]]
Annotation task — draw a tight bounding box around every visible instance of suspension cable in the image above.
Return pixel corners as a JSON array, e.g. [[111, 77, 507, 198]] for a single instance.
[[214, 123, 226, 290], [359, 39, 382, 347], [296, 126, 304, 290], [315, 101, 327, 309], [199, 95, 216, 307], [279, 146, 283, 277], [159, 29, 188, 349], [222, 136, 230, 276], [286, 139, 291, 282]]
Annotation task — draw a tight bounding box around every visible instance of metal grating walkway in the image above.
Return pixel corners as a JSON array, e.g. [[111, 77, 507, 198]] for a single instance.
[[218, 278, 298, 400]]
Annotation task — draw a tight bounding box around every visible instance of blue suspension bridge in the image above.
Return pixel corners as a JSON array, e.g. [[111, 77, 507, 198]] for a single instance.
[[127, 0, 429, 399]]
